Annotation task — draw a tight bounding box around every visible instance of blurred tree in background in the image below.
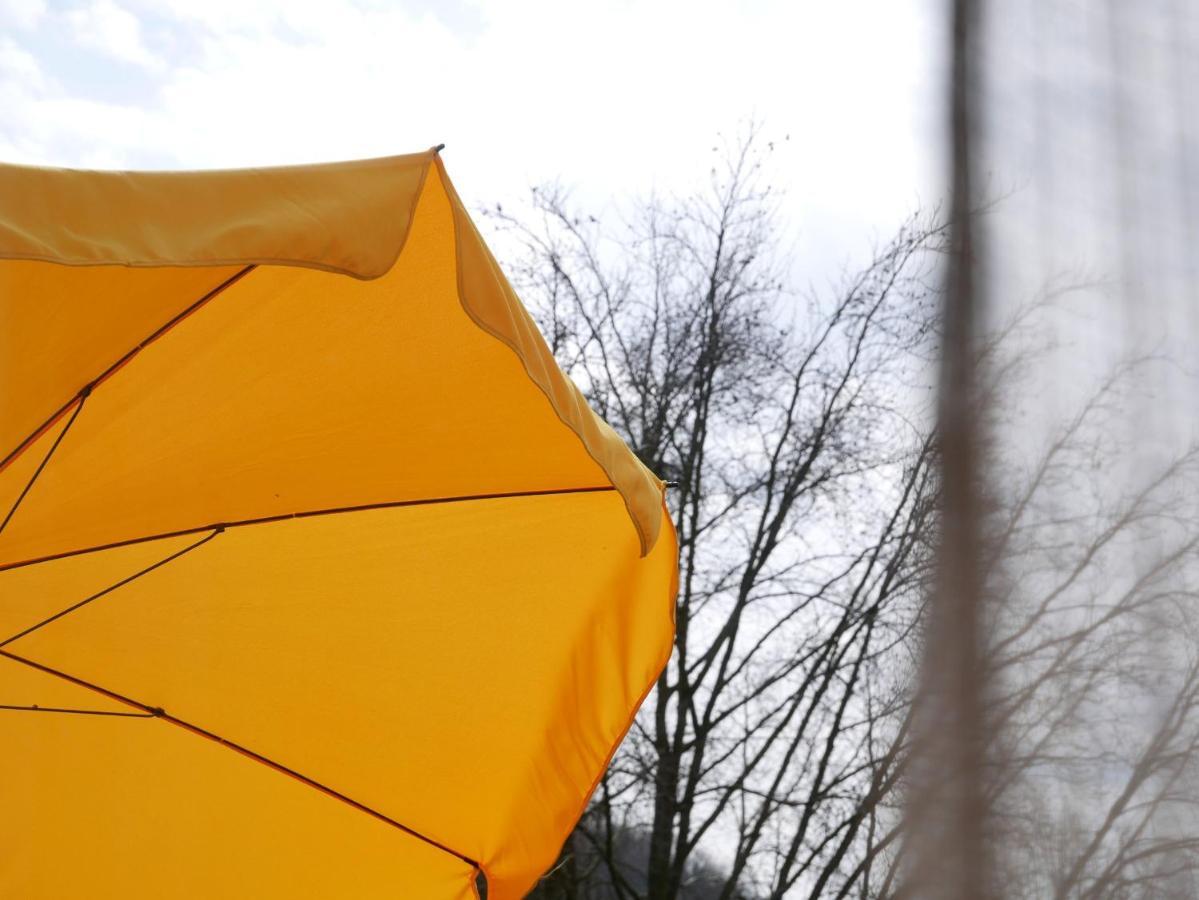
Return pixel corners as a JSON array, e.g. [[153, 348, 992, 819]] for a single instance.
[[495, 113, 1199, 898], [495, 131, 945, 898]]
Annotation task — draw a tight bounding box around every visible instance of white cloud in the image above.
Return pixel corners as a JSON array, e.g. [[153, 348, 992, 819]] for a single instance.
[[65, 0, 163, 70], [0, 36, 46, 87], [0, 0, 47, 30], [1, 0, 946, 278]]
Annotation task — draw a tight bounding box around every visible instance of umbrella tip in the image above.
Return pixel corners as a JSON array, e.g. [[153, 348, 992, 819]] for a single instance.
[[433, 143, 446, 154]]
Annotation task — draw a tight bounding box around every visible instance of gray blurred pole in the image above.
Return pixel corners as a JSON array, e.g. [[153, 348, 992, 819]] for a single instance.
[[904, 0, 991, 896], [934, 0, 989, 891]]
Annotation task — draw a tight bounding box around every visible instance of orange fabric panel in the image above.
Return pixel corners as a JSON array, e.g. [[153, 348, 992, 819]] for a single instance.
[[0, 532, 202, 639], [0, 161, 665, 560], [0, 262, 241, 465], [0, 651, 130, 713], [0, 149, 679, 898], [0, 167, 610, 568], [0, 411, 71, 527], [0, 656, 479, 899], [5, 494, 676, 899]]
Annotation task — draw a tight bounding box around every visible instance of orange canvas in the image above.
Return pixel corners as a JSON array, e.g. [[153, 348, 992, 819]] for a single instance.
[[0, 147, 678, 899]]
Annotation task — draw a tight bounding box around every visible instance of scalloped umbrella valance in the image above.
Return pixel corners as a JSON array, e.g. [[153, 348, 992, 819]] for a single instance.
[[0, 147, 677, 900]]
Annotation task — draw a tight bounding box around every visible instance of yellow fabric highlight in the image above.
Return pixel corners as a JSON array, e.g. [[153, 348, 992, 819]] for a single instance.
[[0, 151, 431, 279], [436, 158, 664, 553]]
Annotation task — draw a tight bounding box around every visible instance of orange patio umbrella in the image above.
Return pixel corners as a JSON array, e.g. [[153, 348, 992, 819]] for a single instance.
[[0, 147, 677, 899]]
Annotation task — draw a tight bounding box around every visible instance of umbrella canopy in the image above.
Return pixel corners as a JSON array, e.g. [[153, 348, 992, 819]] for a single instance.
[[0, 147, 677, 899]]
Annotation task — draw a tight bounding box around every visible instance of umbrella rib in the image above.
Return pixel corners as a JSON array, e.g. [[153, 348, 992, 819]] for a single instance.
[[0, 265, 255, 477], [0, 483, 621, 573], [0, 703, 157, 717], [0, 647, 481, 869], [0, 528, 222, 649], [0, 388, 89, 538]]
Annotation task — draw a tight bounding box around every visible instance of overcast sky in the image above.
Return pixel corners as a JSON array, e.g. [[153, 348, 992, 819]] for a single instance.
[[0, 0, 946, 282]]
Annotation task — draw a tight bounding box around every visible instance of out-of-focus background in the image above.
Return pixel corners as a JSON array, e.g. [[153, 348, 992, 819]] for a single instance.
[[924, 2, 1199, 898], [7, 1, 1199, 897]]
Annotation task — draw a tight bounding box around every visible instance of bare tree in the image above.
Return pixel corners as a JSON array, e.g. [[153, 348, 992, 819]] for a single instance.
[[495, 129, 947, 899], [494, 128, 1199, 900]]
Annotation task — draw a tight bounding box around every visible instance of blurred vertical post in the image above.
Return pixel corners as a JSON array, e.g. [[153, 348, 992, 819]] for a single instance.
[[904, 0, 991, 896]]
